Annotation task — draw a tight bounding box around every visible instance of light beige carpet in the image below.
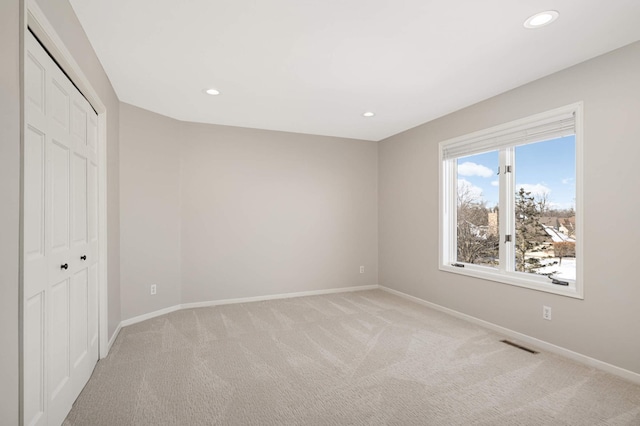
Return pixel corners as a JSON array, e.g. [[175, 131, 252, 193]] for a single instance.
[[64, 290, 640, 425]]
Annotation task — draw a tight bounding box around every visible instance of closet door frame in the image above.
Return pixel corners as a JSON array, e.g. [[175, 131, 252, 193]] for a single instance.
[[21, 0, 110, 421]]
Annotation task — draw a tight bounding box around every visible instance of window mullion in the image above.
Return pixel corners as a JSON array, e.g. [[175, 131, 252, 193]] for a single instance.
[[498, 150, 506, 271], [501, 148, 516, 273]]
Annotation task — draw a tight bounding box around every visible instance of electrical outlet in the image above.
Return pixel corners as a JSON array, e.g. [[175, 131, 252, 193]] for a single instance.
[[360, 266, 365, 274], [542, 305, 552, 321], [151, 284, 157, 295]]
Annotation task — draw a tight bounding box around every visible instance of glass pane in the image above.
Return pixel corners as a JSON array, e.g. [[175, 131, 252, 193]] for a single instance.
[[514, 135, 576, 281], [456, 151, 499, 267]]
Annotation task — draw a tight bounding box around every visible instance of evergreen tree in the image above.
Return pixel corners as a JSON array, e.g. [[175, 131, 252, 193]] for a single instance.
[[514, 188, 547, 272]]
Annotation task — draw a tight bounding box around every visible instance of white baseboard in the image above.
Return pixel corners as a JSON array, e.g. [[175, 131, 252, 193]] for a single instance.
[[379, 286, 640, 385], [181, 284, 380, 309], [120, 304, 182, 328], [115, 284, 380, 333], [104, 322, 122, 357]]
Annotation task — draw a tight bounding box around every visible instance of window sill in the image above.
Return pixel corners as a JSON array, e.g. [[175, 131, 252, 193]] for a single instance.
[[439, 264, 583, 299]]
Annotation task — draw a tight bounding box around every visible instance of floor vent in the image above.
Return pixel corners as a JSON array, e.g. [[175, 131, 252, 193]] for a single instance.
[[500, 339, 539, 354]]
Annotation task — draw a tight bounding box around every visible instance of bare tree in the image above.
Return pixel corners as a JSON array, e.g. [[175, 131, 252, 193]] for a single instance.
[[553, 241, 575, 266], [535, 190, 550, 215], [456, 181, 498, 265]]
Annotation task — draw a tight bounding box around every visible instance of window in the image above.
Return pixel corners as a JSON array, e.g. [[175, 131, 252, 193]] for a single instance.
[[439, 103, 583, 298]]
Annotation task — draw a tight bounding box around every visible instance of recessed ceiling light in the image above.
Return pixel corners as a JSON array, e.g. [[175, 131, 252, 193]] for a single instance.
[[363, 112, 375, 117], [205, 88, 220, 95], [524, 10, 559, 29]]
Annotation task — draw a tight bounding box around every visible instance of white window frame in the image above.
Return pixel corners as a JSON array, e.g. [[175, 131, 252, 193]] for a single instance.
[[439, 103, 584, 299]]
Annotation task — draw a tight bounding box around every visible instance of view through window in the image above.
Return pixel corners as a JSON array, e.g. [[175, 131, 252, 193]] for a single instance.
[[514, 137, 576, 281], [455, 137, 576, 279], [456, 151, 499, 268]]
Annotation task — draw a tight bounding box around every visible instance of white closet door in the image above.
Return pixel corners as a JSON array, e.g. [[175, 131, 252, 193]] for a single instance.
[[24, 31, 99, 426]]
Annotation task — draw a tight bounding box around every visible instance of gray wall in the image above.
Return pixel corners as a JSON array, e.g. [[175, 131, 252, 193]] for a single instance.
[[35, 0, 122, 340], [0, 0, 21, 422], [119, 104, 182, 319], [379, 41, 640, 374], [119, 104, 378, 318], [180, 122, 378, 303]]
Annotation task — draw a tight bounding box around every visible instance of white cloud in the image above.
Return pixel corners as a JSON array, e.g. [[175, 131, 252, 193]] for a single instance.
[[458, 178, 484, 201], [516, 183, 551, 198], [458, 162, 493, 178], [561, 177, 574, 185], [490, 180, 499, 187]]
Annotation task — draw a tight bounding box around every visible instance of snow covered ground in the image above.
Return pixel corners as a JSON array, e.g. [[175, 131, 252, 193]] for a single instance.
[[534, 257, 576, 281]]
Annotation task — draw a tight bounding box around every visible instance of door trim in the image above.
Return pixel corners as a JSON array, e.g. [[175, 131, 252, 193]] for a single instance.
[[24, 0, 110, 364]]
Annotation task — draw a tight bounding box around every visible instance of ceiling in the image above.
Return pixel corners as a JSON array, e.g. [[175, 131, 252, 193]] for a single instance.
[[69, 0, 640, 141]]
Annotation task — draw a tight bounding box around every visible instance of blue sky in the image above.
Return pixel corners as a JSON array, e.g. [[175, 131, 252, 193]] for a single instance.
[[457, 136, 576, 210]]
